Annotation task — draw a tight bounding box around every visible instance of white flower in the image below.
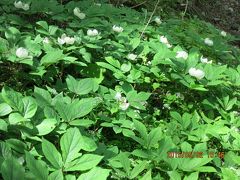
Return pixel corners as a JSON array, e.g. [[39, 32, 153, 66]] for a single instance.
[[57, 34, 75, 45], [221, 31, 227, 37], [154, 17, 162, 25], [127, 53, 137, 61], [176, 50, 188, 60], [64, 37, 75, 44], [73, 7, 86, 19], [112, 25, 123, 33], [43, 37, 50, 44], [204, 38, 213, 46], [114, 92, 122, 101], [14, 1, 23, 8], [95, 3, 101, 6], [200, 56, 212, 64], [16, 47, 29, 58], [147, 61, 151, 66], [160, 36, 169, 44], [160, 36, 172, 48], [120, 102, 130, 111], [188, 67, 205, 79], [87, 29, 99, 37], [14, 1, 29, 11]]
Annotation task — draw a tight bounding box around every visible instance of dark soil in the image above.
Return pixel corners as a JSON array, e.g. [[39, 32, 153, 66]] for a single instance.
[[189, 0, 240, 36]]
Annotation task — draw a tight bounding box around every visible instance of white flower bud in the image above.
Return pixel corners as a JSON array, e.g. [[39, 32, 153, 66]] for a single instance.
[[16, 47, 29, 58], [114, 92, 122, 101], [73, 8, 86, 19], [220, 31, 227, 37], [160, 35, 172, 48], [14, 1, 23, 8], [22, 3, 29, 11], [64, 37, 75, 45], [200, 56, 212, 64], [176, 50, 188, 60], [87, 29, 99, 36], [204, 38, 213, 46], [188, 67, 205, 79], [127, 53, 137, 61], [112, 25, 123, 33], [120, 102, 130, 111], [43, 37, 50, 44], [154, 17, 162, 25]]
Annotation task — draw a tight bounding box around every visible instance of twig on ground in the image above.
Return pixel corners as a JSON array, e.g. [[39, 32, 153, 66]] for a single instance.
[[140, 0, 160, 39]]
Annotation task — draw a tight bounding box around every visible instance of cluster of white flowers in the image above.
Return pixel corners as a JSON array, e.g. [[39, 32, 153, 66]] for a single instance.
[[188, 67, 205, 79], [127, 53, 137, 61], [200, 56, 212, 64], [87, 29, 99, 37], [112, 25, 123, 33], [114, 92, 130, 111], [176, 50, 188, 60], [14, 1, 30, 11], [16, 47, 29, 58], [58, 34, 75, 45], [204, 38, 213, 46], [73, 7, 86, 19], [160, 36, 172, 48], [154, 17, 162, 25]]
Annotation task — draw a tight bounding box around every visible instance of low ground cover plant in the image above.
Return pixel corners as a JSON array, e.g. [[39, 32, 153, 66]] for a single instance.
[[0, 0, 239, 179]]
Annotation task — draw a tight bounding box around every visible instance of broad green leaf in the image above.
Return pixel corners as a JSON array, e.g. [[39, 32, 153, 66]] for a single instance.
[[183, 172, 198, 180], [60, 128, 82, 164], [105, 56, 120, 68], [42, 138, 62, 169], [0, 103, 12, 117], [129, 161, 147, 179], [2, 87, 24, 112], [1, 156, 25, 180], [25, 152, 48, 180], [79, 135, 97, 152], [36, 118, 57, 136], [22, 97, 37, 119], [0, 119, 8, 131], [66, 76, 99, 95], [77, 167, 110, 180], [65, 154, 103, 171], [130, 37, 140, 50], [34, 87, 52, 107], [40, 50, 64, 65], [6, 139, 27, 153], [119, 152, 131, 175], [133, 120, 148, 140], [147, 127, 162, 148], [167, 171, 181, 180], [48, 170, 63, 180], [121, 63, 131, 72], [140, 170, 152, 180], [9, 113, 28, 125]]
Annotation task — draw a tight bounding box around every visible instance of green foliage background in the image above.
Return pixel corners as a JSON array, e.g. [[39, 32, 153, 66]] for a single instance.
[[0, 0, 239, 179]]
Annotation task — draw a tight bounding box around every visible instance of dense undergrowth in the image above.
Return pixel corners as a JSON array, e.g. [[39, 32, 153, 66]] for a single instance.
[[0, 0, 240, 179]]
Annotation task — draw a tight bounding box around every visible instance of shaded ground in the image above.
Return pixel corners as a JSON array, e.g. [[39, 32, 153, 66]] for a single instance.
[[189, 0, 240, 36]]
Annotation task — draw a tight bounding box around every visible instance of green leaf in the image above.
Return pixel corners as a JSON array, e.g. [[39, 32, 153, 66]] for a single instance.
[[22, 97, 38, 119], [48, 170, 63, 180], [105, 56, 120, 68], [129, 161, 147, 179], [2, 87, 24, 112], [1, 156, 25, 180], [119, 152, 131, 175], [60, 128, 82, 165], [130, 37, 140, 50], [167, 171, 181, 180], [65, 154, 103, 171], [42, 138, 62, 169], [183, 172, 198, 180], [121, 63, 131, 72], [79, 135, 97, 152], [140, 170, 152, 180], [40, 50, 64, 65], [25, 152, 48, 180], [147, 127, 162, 148], [9, 113, 28, 125], [0, 103, 12, 117], [36, 118, 57, 136], [133, 120, 148, 140], [77, 167, 110, 180], [66, 76, 99, 95], [0, 119, 8, 131]]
